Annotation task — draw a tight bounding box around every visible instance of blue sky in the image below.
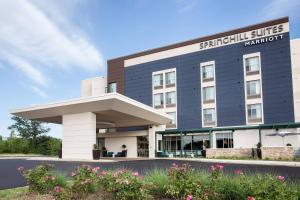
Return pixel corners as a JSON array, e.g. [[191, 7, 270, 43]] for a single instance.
[[0, 0, 299, 139]]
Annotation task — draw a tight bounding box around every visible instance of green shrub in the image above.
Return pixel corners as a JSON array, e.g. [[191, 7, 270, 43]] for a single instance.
[[144, 169, 169, 198], [19, 163, 67, 194], [0, 137, 61, 155], [98, 169, 149, 200], [165, 163, 205, 199], [245, 174, 298, 200], [70, 165, 99, 199]]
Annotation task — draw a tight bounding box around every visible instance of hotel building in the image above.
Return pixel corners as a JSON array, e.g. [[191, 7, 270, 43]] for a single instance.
[[11, 17, 300, 159]]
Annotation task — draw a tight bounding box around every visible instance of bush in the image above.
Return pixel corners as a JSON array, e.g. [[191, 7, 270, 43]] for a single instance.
[[16, 163, 300, 200], [18, 163, 67, 195], [70, 165, 99, 199], [165, 163, 205, 199], [0, 137, 61, 155], [98, 169, 149, 200], [144, 169, 169, 198]]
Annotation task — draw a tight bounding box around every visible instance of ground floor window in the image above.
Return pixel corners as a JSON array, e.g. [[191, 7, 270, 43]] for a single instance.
[[162, 134, 210, 152], [137, 136, 149, 157], [216, 132, 234, 148]]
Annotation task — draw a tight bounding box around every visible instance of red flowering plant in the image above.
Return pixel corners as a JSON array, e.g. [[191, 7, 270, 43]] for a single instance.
[[18, 163, 67, 194], [97, 169, 148, 200], [245, 174, 297, 200], [70, 165, 99, 199], [165, 163, 204, 200]]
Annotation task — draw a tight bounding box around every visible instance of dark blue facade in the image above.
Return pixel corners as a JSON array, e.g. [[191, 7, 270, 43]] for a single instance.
[[124, 33, 294, 129]]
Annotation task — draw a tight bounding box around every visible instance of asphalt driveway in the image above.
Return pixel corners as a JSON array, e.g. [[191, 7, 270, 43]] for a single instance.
[[1, 158, 300, 190]]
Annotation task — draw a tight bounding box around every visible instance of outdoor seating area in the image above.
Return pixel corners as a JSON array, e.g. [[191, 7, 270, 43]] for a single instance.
[[102, 150, 127, 158], [157, 150, 206, 158]]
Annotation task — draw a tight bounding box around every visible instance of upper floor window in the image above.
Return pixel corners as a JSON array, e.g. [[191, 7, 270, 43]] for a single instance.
[[165, 91, 176, 107], [203, 86, 215, 103], [167, 112, 176, 126], [247, 104, 262, 122], [246, 80, 261, 98], [108, 82, 117, 93], [203, 108, 216, 126], [245, 56, 260, 74], [153, 74, 163, 89], [202, 64, 214, 81], [165, 71, 176, 87], [154, 93, 164, 108]]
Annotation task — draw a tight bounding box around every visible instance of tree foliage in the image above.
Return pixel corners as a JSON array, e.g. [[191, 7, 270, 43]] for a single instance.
[[8, 116, 50, 140], [0, 116, 61, 155]]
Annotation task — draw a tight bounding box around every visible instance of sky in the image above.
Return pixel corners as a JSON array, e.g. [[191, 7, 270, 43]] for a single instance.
[[0, 0, 299, 139]]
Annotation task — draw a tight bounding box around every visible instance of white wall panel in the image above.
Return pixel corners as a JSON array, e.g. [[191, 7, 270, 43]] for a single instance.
[[62, 112, 96, 159]]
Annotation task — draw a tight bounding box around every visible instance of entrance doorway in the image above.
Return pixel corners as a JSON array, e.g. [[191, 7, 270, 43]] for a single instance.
[[137, 136, 149, 157]]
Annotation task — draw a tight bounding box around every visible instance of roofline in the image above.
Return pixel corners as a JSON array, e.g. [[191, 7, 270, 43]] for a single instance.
[[108, 17, 289, 62], [10, 92, 172, 120], [156, 122, 300, 134]]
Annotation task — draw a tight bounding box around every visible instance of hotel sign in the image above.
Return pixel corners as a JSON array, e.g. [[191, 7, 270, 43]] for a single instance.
[[199, 23, 289, 50], [124, 22, 289, 67]]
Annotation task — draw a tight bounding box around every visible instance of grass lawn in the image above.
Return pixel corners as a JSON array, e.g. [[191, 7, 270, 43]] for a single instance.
[[0, 187, 28, 200]]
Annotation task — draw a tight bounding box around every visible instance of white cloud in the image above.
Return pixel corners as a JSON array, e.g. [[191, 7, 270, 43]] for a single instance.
[[30, 85, 49, 98], [0, 0, 103, 87], [175, 0, 199, 14], [3, 53, 48, 86], [260, 0, 300, 20]]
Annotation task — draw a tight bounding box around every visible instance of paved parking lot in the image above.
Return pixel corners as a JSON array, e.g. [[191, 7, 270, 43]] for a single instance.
[[1, 158, 300, 190]]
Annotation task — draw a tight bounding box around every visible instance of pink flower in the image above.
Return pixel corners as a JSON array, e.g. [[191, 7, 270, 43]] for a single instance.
[[216, 164, 224, 171], [234, 169, 242, 175], [17, 166, 24, 172], [278, 176, 285, 182], [54, 186, 62, 193], [132, 172, 139, 176], [247, 196, 255, 200], [187, 194, 193, 200], [210, 165, 215, 172], [51, 176, 55, 181], [92, 166, 100, 172], [172, 163, 177, 167], [71, 172, 76, 177]]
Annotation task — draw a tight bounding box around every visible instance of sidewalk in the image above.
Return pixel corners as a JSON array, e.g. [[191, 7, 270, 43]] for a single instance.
[[0, 156, 116, 163], [163, 157, 300, 167]]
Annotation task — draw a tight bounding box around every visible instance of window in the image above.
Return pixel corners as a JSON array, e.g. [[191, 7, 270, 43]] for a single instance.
[[165, 71, 176, 86], [108, 82, 117, 93], [165, 91, 176, 106], [245, 56, 260, 73], [203, 108, 216, 125], [247, 104, 262, 120], [167, 112, 176, 125], [247, 80, 261, 97], [216, 132, 234, 148], [202, 64, 214, 80], [154, 93, 164, 108], [153, 74, 163, 88], [203, 86, 215, 102]]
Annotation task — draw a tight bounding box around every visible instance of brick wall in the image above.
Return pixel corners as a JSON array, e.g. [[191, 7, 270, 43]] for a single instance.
[[206, 148, 253, 158], [261, 147, 294, 159]]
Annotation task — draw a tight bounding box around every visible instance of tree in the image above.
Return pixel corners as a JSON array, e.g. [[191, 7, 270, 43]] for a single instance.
[[0, 135, 2, 141], [8, 116, 50, 140]]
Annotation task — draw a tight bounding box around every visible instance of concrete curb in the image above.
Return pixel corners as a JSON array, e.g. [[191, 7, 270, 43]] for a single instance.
[[160, 157, 300, 167], [0, 157, 116, 163]]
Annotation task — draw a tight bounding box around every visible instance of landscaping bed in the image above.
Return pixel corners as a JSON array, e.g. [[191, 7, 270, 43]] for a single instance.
[[3, 163, 300, 200]]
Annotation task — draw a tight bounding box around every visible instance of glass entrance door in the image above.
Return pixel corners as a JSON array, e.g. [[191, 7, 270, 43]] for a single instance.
[[137, 136, 149, 157]]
